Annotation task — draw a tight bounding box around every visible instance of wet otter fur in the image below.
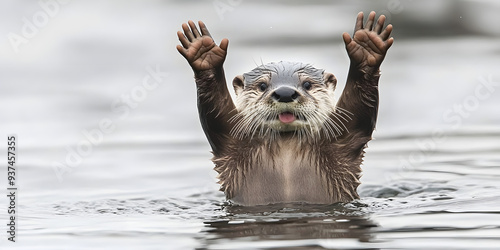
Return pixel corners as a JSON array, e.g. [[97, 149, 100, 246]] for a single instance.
[[176, 12, 393, 205]]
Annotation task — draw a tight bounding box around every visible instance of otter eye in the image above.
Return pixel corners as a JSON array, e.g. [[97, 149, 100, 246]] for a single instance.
[[259, 82, 268, 92], [303, 81, 312, 91]]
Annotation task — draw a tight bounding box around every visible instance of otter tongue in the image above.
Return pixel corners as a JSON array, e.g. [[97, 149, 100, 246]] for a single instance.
[[279, 112, 296, 124]]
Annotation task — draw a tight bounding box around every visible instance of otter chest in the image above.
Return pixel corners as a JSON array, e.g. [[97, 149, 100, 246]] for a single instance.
[[230, 142, 332, 205]]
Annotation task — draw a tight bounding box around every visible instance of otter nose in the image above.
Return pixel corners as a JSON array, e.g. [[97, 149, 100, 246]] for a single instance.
[[272, 87, 299, 103]]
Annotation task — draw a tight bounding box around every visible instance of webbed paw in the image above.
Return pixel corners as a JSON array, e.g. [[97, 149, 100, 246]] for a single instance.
[[343, 12, 394, 70], [177, 21, 229, 71]]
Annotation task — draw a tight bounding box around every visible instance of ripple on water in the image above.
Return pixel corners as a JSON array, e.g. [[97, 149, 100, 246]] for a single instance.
[[28, 131, 500, 249], [30, 174, 500, 250]]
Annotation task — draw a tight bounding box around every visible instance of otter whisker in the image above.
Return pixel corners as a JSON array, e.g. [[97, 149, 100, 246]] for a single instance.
[[311, 111, 334, 136], [297, 129, 304, 145], [316, 109, 344, 136], [334, 106, 354, 115], [320, 118, 336, 140], [231, 111, 252, 139], [334, 107, 354, 122], [318, 112, 342, 139], [258, 109, 274, 139], [247, 113, 262, 139], [239, 105, 265, 137], [331, 112, 350, 134], [292, 127, 301, 144], [231, 104, 268, 140], [301, 112, 320, 143]]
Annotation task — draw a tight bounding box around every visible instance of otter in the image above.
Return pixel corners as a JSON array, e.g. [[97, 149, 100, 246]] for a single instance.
[[176, 12, 393, 206]]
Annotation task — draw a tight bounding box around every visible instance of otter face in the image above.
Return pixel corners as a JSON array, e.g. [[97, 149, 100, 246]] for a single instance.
[[231, 61, 342, 141]]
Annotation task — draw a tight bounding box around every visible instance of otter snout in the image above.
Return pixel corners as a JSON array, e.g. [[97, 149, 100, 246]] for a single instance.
[[271, 87, 299, 103]]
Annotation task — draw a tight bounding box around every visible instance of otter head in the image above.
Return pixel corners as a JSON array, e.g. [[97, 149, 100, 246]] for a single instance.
[[231, 61, 341, 141]]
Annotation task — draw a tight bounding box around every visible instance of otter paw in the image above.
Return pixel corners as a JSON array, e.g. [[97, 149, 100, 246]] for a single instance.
[[342, 11, 394, 70], [176, 20, 229, 71]]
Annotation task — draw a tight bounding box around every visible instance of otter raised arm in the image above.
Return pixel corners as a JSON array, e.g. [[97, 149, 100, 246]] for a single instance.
[[338, 12, 393, 140], [176, 12, 393, 206], [176, 21, 235, 156]]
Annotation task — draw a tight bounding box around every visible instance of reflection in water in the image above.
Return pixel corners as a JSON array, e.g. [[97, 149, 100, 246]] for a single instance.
[[197, 203, 377, 249], [202, 203, 377, 249]]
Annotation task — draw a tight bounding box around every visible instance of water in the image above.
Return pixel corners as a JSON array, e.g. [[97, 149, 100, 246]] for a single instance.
[[1, 0, 500, 249]]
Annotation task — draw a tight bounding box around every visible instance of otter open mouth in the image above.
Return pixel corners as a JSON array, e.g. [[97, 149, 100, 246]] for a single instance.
[[278, 112, 296, 124]]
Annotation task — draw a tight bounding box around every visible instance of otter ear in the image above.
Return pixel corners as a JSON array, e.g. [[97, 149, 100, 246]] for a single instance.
[[233, 75, 245, 96], [324, 72, 337, 90]]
